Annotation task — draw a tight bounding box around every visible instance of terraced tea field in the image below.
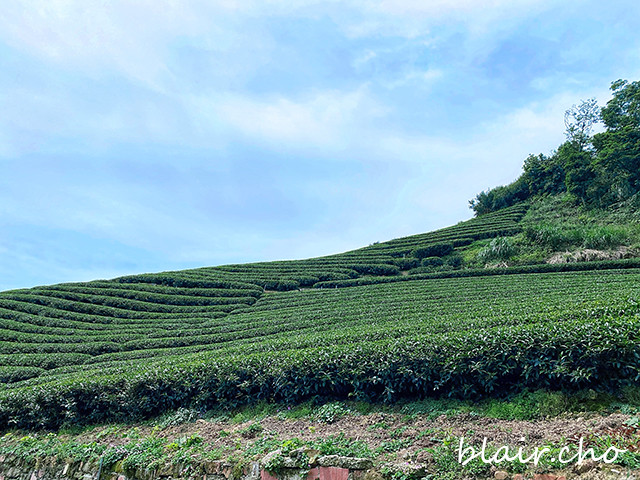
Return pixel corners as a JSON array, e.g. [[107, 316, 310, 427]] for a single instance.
[[1, 203, 639, 429]]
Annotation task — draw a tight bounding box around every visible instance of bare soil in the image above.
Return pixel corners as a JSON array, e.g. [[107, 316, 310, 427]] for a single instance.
[[71, 410, 638, 461]]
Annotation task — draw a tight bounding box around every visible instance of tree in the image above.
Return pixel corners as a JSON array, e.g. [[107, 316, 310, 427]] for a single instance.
[[468, 78, 640, 214], [522, 153, 565, 195], [592, 80, 640, 202], [554, 141, 595, 204], [600, 79, 640, 131], [564, 98, 599, 150]]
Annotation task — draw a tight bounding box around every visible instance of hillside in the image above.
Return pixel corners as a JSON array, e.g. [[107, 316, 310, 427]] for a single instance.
[[1, 197, 640, 433]]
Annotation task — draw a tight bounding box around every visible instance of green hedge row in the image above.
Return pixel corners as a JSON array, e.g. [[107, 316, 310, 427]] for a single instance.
[[0, 353, 91, 370], [347, 264, 400, 276], [28, 288, 258, 307], [0, 316, 637, 429], [114, 275, 259, 290], [314, 260, 640, 288], [412, 243, 454, 259], [0, 367, 45, 384], [0, 294, 240, 317], [0, 299, 227, 324], [0, 341, 122, 356], [28, 283, 263, 298]]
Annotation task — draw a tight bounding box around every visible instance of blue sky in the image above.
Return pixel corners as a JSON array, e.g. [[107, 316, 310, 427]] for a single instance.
[[2, 0, 640, 291]]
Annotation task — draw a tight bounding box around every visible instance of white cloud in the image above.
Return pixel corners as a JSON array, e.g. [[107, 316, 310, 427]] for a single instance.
[[0, 1, 241, 90], [365, 0, 553, 19], [208, 87, 385, 149], [341, 0, 561, 38]]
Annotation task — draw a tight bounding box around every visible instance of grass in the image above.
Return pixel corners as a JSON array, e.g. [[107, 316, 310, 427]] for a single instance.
[[157, 388, 640, 426], [521, 194, 640, 248]]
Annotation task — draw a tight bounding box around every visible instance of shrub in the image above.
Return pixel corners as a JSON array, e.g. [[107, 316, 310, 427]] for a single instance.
[[391, 258, 420, 270], [294, 276, 320, 287], [421, 257, 444, 267], [452, 237, 475, 248], [412, 243, 454, 259], [261, 280, 300, 291], [348, 264, 400, 276], [0, 366, 45, 383], [159, 407, 199, 427], [9, 315, 640, 430], [315, 258, 640, 288], [444, 254, 463, 269]]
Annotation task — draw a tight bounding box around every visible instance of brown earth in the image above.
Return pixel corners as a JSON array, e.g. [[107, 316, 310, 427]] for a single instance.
[[69, 410, 638, 464]]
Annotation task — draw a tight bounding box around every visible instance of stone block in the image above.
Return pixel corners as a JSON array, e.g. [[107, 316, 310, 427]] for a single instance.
[[261, 469, 279, 480], [318, 466, 349, 480], [306, 467, 320, 480]]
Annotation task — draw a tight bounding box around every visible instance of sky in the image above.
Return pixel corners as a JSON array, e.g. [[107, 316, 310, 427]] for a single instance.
[[2, 0, 640, 291]]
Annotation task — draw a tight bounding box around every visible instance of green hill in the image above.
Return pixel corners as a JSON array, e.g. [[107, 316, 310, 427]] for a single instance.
[[2, 198, 640, 430]]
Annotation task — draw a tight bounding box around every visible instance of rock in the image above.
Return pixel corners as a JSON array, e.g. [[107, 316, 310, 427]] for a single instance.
[[203, 460, 228, 475], [361, 471, 384, 480], [82, 460, 96, 473], [573, 460, 597, 475], [283, 456, 305, 468], [316, 456, 373, 470], [307, 450, 321, 466], [378, 463, 426, 479], [260, 449, 283, 469], [494, 471, 509, 480], [307, 467, 320, 480]]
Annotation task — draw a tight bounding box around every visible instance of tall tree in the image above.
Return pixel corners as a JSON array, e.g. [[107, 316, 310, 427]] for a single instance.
[[593, 80, 640, 202], [600, 79, 640, 131], [564, 98, 599, 150]]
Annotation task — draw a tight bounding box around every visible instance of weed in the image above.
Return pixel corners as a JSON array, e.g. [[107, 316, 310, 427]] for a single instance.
[[157, 408, 199, 428], [314, 402, 353, 424], [238, 422, 264, 438], [312, 433, 373, 458]]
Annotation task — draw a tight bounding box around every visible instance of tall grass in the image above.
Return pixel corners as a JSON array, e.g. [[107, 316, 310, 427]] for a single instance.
[[477, 237, 518, 263], [524, 223, 629, 250]]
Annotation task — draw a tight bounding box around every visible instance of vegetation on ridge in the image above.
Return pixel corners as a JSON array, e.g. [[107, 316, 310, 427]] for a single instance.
[[470, 79, 640, 214]]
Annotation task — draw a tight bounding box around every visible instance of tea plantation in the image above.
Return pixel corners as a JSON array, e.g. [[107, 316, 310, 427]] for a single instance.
[[1, 202, 640, 430]]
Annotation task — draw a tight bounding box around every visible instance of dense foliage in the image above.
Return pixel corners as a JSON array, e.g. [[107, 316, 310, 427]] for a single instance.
[[470, 79, 640, 214]]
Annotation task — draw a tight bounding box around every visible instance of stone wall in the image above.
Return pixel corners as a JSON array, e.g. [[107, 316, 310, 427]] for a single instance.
[[0, 452, 377, 480]]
